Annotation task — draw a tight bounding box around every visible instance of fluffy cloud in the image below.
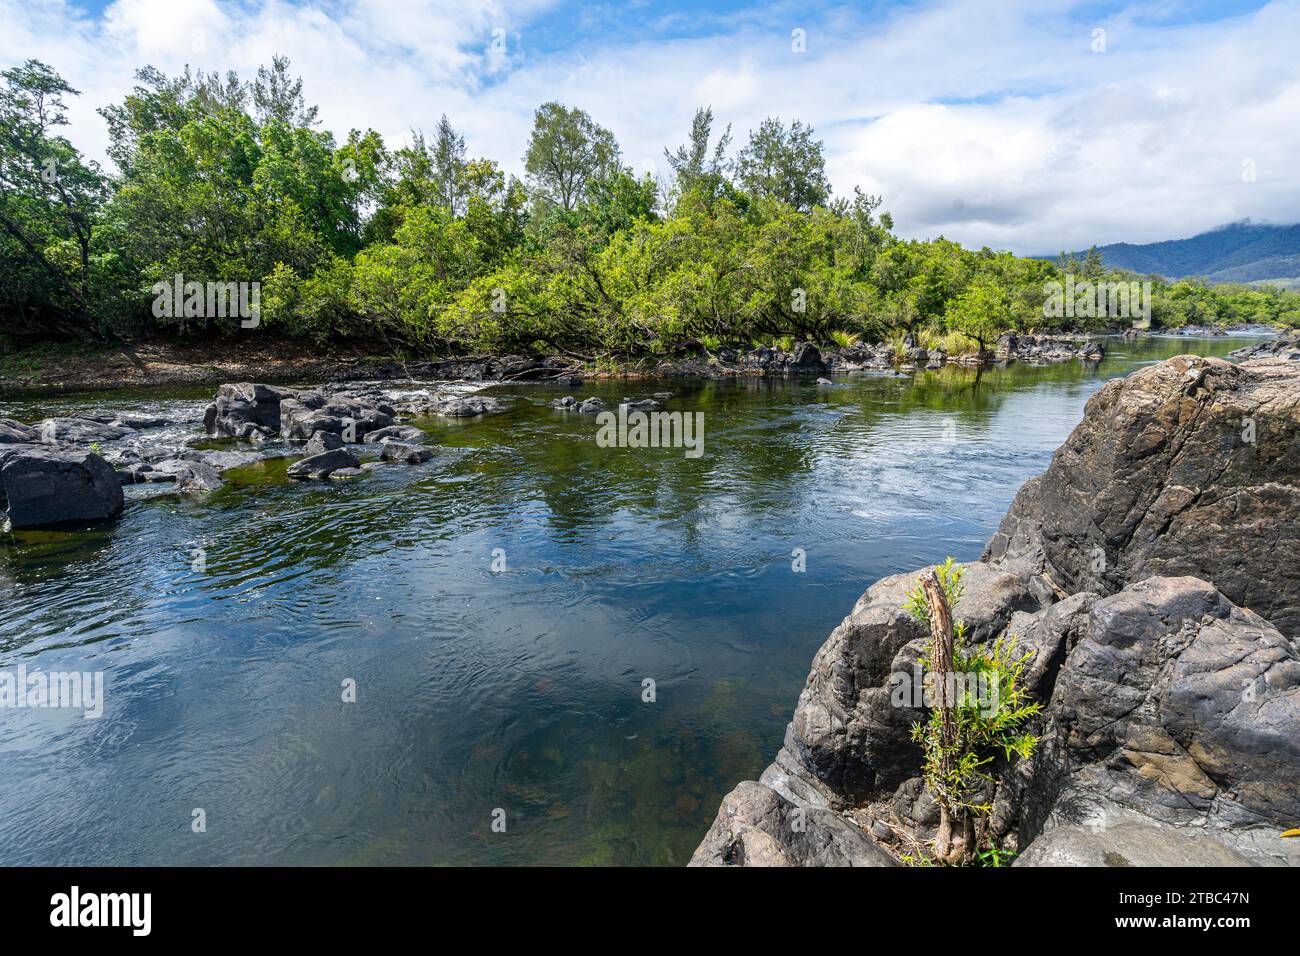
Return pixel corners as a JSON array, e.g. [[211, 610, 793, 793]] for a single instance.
[[3, 0, 1297, 253]]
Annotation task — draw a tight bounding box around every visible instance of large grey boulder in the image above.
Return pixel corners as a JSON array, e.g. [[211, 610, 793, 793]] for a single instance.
[[303, 431, 344, 456], [1015, 819, 1253, 867], [984, 356, 1300, 637], [1, 449, 125, 528]]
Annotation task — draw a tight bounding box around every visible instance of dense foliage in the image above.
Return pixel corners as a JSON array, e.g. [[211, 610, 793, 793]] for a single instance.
[[4, 57, 1299, 352]]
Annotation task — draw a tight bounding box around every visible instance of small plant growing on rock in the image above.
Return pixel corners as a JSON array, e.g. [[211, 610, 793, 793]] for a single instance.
[[903, 557, 1041, 865]]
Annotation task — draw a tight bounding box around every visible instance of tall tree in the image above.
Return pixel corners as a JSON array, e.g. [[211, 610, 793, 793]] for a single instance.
[[0, 60, 109, 337], [253, 54, 318, 127], [663, 106, 731, 202], [523, 102, 620, 212], [431, 114, 467, 214], [736, 117, 830, 212]]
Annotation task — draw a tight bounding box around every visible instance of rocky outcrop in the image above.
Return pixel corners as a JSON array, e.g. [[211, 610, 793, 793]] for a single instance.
[[1229, 331, 1300, 362], [280, 393, 395, 441], [1, 449, 125, 529], [694, 354, 1300, 867], [170, 460, 225, 493], [994, 576, 1300, 865], [785, 562, 1049, 808], [985, 355, 1300, 637]]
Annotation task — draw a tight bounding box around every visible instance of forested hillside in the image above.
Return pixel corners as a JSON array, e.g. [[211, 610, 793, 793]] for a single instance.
[[1059, 221, 1300, 284]]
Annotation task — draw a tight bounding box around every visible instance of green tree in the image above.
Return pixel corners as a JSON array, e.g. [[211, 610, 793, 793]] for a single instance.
[[0, 59, 112, 337], [523, 102, 620, 212], [663, 106, 731, 206], [736, 117, 830, 212], [252, 54, 319, 127], [431, 114, 467, 214]]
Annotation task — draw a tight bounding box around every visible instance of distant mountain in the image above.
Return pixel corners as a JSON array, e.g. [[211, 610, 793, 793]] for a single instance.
[[1051, 221, 1300, 285]]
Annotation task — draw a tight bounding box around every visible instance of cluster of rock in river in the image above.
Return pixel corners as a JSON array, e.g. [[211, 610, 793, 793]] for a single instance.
[[691, 352, 1300, 866], [662, 334, 1103, 377], [0, 382, 503, 530], [358, 335, 1104, 384]]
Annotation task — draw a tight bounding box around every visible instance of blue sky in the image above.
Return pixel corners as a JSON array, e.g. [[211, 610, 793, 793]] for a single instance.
[[4, 0, 1297, 253]]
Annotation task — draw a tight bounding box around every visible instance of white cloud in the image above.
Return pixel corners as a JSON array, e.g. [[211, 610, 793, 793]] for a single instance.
[[2, 0, 1297, 254]]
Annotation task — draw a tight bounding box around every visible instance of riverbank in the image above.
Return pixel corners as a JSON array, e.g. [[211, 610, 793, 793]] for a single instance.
[[0, 332, 1116, 395], [691, 350, 1300, 867]]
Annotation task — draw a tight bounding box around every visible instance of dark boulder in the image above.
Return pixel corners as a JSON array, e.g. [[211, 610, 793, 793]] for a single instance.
[[788, 342, 824, 371], [286, 448, 360, 480], [203, 383, 296, 439], [304, 431, 345, 456], [1, 449, 124, 529], [379, 442, 433, 464], [34, 417, 134, 445]]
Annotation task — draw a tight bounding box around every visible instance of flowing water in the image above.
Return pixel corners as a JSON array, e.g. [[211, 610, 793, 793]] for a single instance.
[[0, 334, 1262, 865]]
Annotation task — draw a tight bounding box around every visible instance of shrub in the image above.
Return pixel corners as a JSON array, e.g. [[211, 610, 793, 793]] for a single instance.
[[903, 558, 1041, 865]]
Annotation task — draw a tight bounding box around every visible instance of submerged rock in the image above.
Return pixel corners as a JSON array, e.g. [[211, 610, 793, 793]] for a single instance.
[[1, 449, 124, 529], [426, 395, 501, 417], [363, 425, 425, 444], [286, 448, 361, 480], [379, 442, 433, 464], [171, 460, 225, 493]]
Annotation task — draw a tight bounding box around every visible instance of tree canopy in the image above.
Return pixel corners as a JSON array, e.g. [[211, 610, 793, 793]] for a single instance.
[[2, 56, 1296, 350]]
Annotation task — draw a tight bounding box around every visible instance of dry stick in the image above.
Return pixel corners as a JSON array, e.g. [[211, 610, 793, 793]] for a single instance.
[[918, 568, 973, 865]]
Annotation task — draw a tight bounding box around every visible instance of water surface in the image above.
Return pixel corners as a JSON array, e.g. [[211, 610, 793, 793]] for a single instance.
[[0, 334, 1259, 865]]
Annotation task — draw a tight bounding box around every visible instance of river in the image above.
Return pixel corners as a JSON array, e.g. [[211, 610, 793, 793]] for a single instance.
[[0, 334, 1262, 865]]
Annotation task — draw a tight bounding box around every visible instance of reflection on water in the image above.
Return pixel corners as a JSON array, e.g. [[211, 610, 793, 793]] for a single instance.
[[0, 335, 1262, 865]]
